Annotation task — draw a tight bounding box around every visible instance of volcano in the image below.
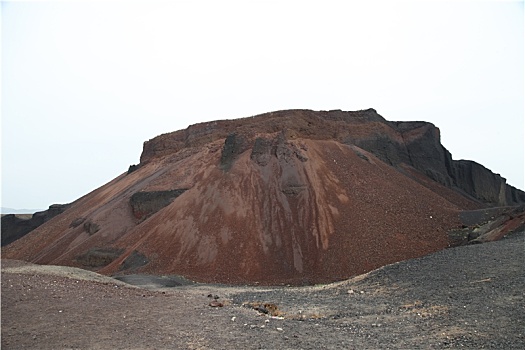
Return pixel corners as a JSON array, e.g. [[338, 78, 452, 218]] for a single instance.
[[3, 109, 524, 285]]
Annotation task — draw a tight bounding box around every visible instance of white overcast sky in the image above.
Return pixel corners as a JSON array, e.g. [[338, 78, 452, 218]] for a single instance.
[[1, 0, 524, 210]]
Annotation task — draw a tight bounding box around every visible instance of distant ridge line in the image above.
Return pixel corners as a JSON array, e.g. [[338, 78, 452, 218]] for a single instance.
[[1, 207, 43, 215]]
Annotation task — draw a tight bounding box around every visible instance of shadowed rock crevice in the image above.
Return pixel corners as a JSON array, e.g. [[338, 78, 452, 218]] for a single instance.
[[219, 133, 250, 171], [250, 137, 272, 166]]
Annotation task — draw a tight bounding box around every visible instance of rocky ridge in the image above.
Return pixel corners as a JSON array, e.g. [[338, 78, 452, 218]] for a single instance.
[[2, 109, 524, 285], [140, 109, 524, 207], [1, 204, 69, 247]]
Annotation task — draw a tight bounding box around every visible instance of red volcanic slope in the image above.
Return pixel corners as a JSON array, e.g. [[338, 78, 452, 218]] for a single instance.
[[3, 109, 497, 285]]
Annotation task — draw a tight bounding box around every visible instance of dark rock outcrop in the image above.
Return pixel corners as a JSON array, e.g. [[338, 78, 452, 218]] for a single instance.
[[130, 189, 187, 221], [69, 217, 86, 228], [351, 121, 524, 206], [76, 247, 124, 268], [250, 133, 308, 167], [118, 250, 149, 272], [219, 133, 250, 171], [1, 204, 69, 247], [250, 137, 273, 166], [449, 205, 525, 245], [1, 215, 36, 247], [83, 220, 100, 235], [450, 160, 521, 206], [127, 164, 140, 174]]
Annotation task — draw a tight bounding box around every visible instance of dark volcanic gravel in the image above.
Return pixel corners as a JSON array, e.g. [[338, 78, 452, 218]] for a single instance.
[[2, 231, 524, 349], [230, 231, 524, 349]]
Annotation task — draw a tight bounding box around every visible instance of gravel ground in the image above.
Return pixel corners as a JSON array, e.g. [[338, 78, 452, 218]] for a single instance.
[[2, 231, 524, 349]]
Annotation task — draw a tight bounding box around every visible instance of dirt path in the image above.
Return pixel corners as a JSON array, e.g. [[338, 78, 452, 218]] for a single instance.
[[2, 231, 524, 349]]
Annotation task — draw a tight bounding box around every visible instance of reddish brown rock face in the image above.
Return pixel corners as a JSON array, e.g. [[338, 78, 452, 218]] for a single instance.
[[3, 109, 524, 285]]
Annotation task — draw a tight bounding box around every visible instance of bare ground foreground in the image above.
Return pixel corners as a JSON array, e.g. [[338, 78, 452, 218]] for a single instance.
[[2, 231, 524, 350]]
